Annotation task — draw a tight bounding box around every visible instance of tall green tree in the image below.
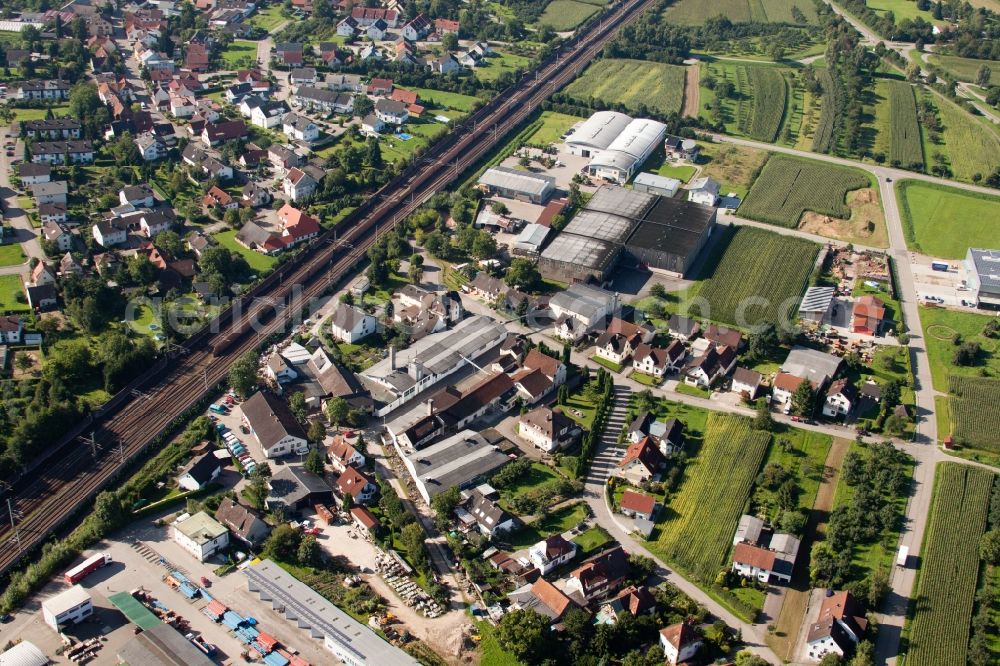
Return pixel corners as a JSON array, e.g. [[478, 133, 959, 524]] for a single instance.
[[496, 610, 552, 665], [228, 351, 259, 398]]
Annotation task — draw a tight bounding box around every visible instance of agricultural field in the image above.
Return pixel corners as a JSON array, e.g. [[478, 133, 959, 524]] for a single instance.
[[739, 155, 872, 227], [537, 0, 601, 31], [645, 413, 771, 582], [663, 0, 819, 25], [701, 60, 790, 143], [929, 92, 1000, 183], [693, 226, 818, 329], [950, 376, 1000, 453], [896, 180, 1000, 258], [563, 59, 687, 116], [810, 70, 838, 153], [885, 80, 923, 168], [929, 54, 1000, 85], [906, 463, 994, 666]]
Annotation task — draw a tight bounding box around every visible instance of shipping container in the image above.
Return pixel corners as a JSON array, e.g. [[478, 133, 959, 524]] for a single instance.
[[931, 261, 949, 272]]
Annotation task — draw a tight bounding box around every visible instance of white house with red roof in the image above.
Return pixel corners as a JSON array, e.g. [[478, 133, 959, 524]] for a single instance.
[[613, 436, 665, 485], [659, 621, 702, 665]]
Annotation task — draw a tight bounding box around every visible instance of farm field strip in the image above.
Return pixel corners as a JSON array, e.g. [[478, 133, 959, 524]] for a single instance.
[[663, 0, 818, 24], [746, 66, 787, 143], [811, 69, 837, 153], [537, 0, 601, 31], [739, 154, 870, 228], [907, 464, 994, 666], [949, 376, 1000, 453], [695, 226, 818, 332], [887, 80, 923, 169], [932, 92, 1000, 183], [647, 413, 771, 581], [563, 58, 687, 115]]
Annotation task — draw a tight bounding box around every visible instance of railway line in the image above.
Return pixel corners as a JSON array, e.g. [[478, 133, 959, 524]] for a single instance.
[[0, 0, 656, 579]]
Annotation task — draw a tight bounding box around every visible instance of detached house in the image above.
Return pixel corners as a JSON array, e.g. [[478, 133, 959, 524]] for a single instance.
[[0, 316, 24, 344], [614, 436, 665, 485], [566, 546, 629, 602], [335, 467, 377, 505], [660, 622, 702, 665], [771, 372, 807, 413], [336, 16, 358, 37], [329, 302, 376, 343], [511, 349, 566, 404], [283, 167, 318, 202], [326, 436, 366, 473], [593, 317, 654, 366], [402, 13, 431, 41], [731, 367, 763, 400], [215, 498, 271, 548], [806, 591, 868, 662], [667, 313, 700, 341], [731, 533, 801, 585], [282, 113, 319, 143], [823, 378, 858, 419], [632, 340, 684, 378], [518, 406, 574, 453], [529, 534, 577, 575], [626, 412, 684, 455], [467, 489, 516, 537], [240, 391, 309, 458], [619, 490, 657, 522], [374, 98, 409, 125], [683, 344, 736, 389]]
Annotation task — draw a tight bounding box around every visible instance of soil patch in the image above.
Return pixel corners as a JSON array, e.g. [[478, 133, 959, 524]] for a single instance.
[[683, 64, 700, 118], [799, 188, 888, 247]]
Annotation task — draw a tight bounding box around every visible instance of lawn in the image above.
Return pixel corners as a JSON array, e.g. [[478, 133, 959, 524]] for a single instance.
[[248, 4, 286, 32], [753, 426, 832, 522], [564, 58, 688, 116], [654, 163, 697, 182], [0, 274, 28, 313], [220, 40, 258, 68], [663, 0, 818, 24], [379, 120, 448, 164], [524, 110, 583, 145], [496, 462, 563, 512], [212, 228, 277, 273], [591, 355, 623, 372], [867, 0, 934, 22], [739, 154, 874, 228], [11, 104, 70, 122], [896, 180, 1000, 258], [692, 226, 819, 329], [472, 50, 532, 83], [644, 413, 771, 582], [507, 502, 590, 549], [906, 463, 994, 666], [572, 526, 613, 555], [0, 244, 25, 267], [563, 391, 598, 431], [675, 382, 709, 399], [536, 0, 601, 31], [929, 55, 1000, 85], [918, 305, 1000, 392], [407, 87, 481, 114], [476, 621, 520, 666]]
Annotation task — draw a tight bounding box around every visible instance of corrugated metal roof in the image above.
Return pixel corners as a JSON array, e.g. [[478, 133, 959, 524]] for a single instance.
[[799, 286, 835, 313]]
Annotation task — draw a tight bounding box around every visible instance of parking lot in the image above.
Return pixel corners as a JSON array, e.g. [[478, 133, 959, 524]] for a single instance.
[[910, 253, 979, 309]]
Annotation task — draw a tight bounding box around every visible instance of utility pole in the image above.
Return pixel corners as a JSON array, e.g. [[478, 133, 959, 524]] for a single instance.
[[8, 498, 22, 553], [80, 432, 100, 458]]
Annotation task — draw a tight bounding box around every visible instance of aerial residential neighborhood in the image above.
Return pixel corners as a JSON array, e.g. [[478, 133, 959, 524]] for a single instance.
[[0, 0, 998, 665]]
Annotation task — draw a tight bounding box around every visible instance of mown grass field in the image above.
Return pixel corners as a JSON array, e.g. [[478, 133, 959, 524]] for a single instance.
[[0, 244, 25, 267], [645, 413, 771, 581], [406, 87, 481, 114], [564, 58, 687, 116], [929, 54, 1000, 85], [919, 305, 1000, 391], [697, 142, 770, 199], [212, 229, 277, 273], [867, 0, 934, 21], [663, 0, 818, 24], [472, 50, 532, 83], [694, 226, 818, 328], [248, 4, 286, 32], [896, 180, 1000, 258], [0, 274, 28, 313], [739, 154, 871, 227], [525, 110, 583, 145], [907, 463, 994, 666], [885, 80, 923, 168], [537, 0, 601, 31], [507, 502, 590, 548], [220, 40, 258, 68]]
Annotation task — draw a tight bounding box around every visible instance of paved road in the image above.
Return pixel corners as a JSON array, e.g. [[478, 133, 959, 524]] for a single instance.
[[0, 135, 43, 270]]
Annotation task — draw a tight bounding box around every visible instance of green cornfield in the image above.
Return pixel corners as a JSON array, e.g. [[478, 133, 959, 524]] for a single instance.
[[739, 154, 871, 227], [887, 80, 923, 169], [563, 58, 688, 116], [694, 226, 818, 330], [949, 376, 1000, 452], [645, 414, 771, 581], [907, 464, 994, 666], [811, 69, 837, 153], [745, 66, 787, 143]]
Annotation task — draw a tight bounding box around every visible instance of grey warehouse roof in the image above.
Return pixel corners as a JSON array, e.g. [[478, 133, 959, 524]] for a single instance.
[[781, 345, 842, 386], [478, 166, 556, 197], [968, 248, 1000, 292], [563, 209, 637, 243], [625, 196, 716, 256], [117, 622, 215, 666], [405, 429, 510, 499], [539, 232, 620, 272], [634, 172, 681, 192], [514, 223, 550, 252], [799, 286, 836, 314], [565, 110, 632, 151], [244, 559, 421, 666]]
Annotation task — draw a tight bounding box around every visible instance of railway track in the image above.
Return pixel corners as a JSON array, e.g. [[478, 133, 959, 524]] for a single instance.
[[0, 0, 656, 579]]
